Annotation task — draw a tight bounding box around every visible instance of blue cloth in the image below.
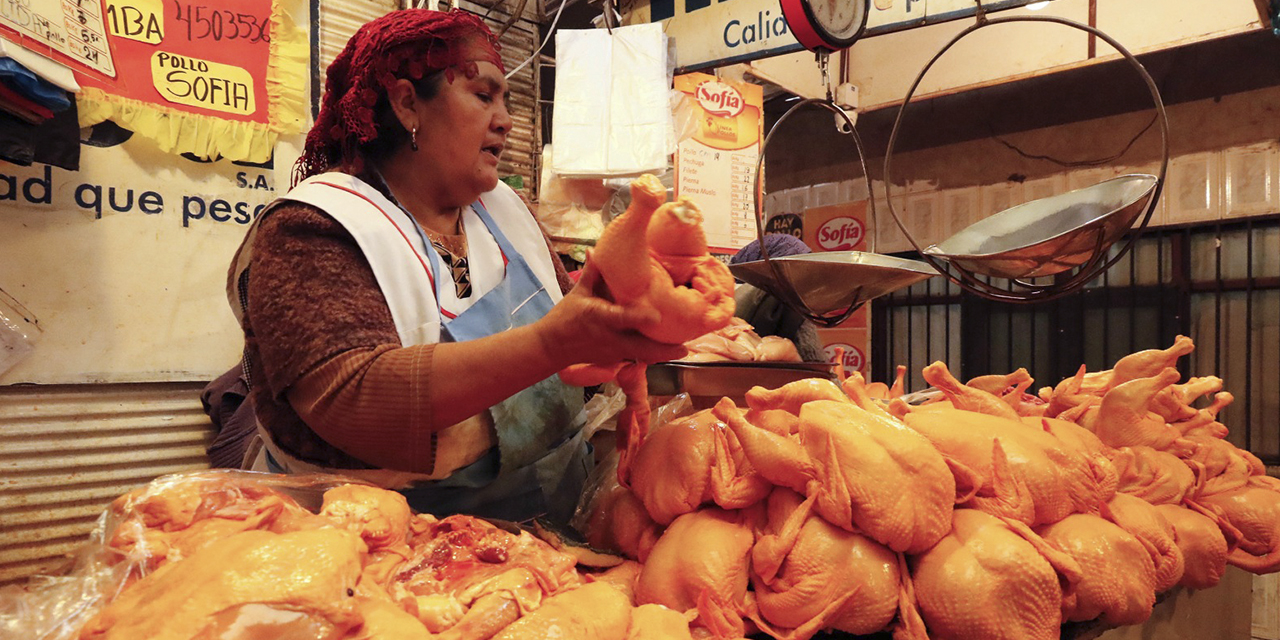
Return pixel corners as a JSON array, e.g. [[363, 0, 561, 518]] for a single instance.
[[731, 232, 812, 264], [394, 199, 591, 524], [0, 58, 71, 112]]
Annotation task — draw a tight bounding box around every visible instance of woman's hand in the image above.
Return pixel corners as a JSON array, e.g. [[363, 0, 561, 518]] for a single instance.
[[533, 258, 686, 370]]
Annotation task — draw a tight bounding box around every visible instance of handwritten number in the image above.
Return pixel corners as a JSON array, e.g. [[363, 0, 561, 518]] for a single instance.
[[169, 1, 269, 42]]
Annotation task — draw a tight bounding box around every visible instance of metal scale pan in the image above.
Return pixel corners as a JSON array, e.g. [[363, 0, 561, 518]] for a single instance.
[[882, 10, 1169, 302], [923, 173, 1159, 280], [729, 97, 935, 328]]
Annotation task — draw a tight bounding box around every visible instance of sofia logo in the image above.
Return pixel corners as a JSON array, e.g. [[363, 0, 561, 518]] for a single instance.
[[817, 216, 865, 251], [695, 81, 745, 118], [824, 343, 865, 372]]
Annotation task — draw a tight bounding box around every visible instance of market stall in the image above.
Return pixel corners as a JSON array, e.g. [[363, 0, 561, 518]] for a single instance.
[[1, 0, 1278, 638]]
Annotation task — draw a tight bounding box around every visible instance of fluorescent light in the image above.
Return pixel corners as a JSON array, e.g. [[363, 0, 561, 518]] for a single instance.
[[1025, 1, 1051, 9]]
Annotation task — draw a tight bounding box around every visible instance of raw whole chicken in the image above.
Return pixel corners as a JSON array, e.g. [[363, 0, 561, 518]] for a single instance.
[[1171, 392, 1233, 439], [749, 488, 900, 639], [1037, 513, 1158, 626], [680, 317, 803, 363], [908, 509, 1081, 640], [903, 407, 1108, 526], [634, 507, 757, 638], [1103, 493, 1185, 592], [576, 466, 664, 561], [1080, 368, 1197, 456], [628, 408, 770, 525], [1185, 433, 1265, 498], [1042, 336, 1195, 414], [78, 528, 367, 640], [1151, 376, 1223, 423], [864, 365, 907, 400], [1110, 445, 1197, 505], [967, 368, 1033, 397], [1197, 476, 1280, 573], [1153, 503, 1231, 589], [715, 380, 958, 554], [556, 174, 736, 487], [922, 362, 1023, 422]]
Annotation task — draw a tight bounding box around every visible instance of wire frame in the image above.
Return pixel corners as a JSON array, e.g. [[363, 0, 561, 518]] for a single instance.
[[882, 14, 1170, 304], [750, 98, 878, 327]]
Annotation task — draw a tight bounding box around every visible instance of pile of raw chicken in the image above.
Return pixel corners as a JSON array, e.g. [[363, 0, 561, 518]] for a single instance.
[[44, 472, 691, 639], [578, 335, 1280, 640]]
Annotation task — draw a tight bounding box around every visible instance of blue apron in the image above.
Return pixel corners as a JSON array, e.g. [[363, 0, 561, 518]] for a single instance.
[[395, 200, 590, 524], [262, 200, 592, 523]]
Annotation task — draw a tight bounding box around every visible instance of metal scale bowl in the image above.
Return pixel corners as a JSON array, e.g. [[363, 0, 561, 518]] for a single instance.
[[883, 12, 1170, 303], [729, 97, 936, 328]]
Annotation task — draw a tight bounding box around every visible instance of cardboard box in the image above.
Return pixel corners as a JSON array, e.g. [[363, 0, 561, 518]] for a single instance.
[[815, 327, 870, 377], [803, 201, 869, 253]]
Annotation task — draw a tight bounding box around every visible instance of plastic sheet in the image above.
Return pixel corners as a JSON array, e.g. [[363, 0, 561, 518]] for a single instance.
[[0, 470, 371, 640], [550, 23, 673, 178], [571, 393, 693, 534], [0, 288, 40, 378]]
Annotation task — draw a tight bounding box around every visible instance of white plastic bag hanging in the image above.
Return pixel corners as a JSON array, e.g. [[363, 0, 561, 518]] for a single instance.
[[551, 23, 673, 178], [0, 287, 41, 377]]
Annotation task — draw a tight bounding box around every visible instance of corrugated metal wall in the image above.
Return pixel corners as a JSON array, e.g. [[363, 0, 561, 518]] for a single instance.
[[317, 0, 401, 83], [457, 0, 542, 200], [0, 383, 213, 585]]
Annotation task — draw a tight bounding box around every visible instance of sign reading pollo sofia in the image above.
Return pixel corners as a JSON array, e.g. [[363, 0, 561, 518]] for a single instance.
[[674, 72, 763, 254]]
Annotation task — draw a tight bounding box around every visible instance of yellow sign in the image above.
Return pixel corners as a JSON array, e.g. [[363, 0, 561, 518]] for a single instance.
[[150, 51, 255, 116], [106, 0, 164, 44], [674, 72, 764, 252]]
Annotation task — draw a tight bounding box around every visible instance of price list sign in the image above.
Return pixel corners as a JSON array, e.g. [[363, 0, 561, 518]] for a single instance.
[[673, 72, 764, 253], [1, 0, 115, 76]]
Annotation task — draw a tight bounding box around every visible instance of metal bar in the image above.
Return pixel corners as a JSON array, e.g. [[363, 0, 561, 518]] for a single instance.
[[310, 0, 322, 119], [1215, 222, 1223, 377], [1178, 229, 1193, 377], [1102, 258, 1111, 367], [1005, 284, 1013, 374], [945, 291, 953, 368], [1158, 230, 1166, 344], [1187, 277, 1280, 292], [1245, 220, 1254, 452], [1129, 239, 1137, 351], [925, 277, 934, 366], [1029, 305, 1037, 380], [872, 300, 889, 384], [906, 282, 914, 391], [1087, 0, 1098, 58]]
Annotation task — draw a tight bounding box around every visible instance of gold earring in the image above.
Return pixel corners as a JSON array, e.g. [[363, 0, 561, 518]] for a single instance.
[[411, 126, 419, 152]]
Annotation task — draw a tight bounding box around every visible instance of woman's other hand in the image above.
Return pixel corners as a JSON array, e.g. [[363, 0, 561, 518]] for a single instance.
[[534, 259, 686, 369]]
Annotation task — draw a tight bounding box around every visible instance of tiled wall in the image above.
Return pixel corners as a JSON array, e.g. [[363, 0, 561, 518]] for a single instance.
[[765, 140, 1280, 255]]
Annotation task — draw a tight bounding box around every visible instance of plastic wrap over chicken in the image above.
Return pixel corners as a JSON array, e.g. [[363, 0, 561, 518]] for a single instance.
[[0, 470, 703, 640]]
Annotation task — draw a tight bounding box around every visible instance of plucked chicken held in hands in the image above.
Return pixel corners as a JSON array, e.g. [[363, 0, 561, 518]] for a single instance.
[[558, 174, 736, 486]]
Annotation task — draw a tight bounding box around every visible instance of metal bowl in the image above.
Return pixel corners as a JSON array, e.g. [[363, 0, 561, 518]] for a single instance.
[[647, 361, 837, 399], [729, 251, 937, 317], [923, 174, 1159, 280]]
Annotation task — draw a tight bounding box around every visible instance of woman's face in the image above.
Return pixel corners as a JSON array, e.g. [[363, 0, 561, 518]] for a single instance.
[[413, 58, 512, 207]]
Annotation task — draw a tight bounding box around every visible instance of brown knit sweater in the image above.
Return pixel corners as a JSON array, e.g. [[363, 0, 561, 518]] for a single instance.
[[243, 198, 572, 474]]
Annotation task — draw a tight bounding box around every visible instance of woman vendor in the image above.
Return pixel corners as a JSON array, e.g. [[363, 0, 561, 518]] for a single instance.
[[227, 9, 684, 523]]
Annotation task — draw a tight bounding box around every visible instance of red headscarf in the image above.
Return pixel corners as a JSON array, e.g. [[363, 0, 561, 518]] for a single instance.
[[294, 9, 504, 186]]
